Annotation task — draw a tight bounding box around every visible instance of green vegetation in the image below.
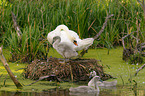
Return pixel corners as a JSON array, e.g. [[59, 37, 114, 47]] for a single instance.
[[7, 26, 48, 63], [0, 0, 144, 62], [0, 0, 145, 95]]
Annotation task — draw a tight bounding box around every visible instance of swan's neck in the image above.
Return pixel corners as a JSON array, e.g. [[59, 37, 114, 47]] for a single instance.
[[95, 82, 99, 91], [94, 77, 99, 91], [56, 25, 74, 42], [88, 76, 99, 91], [65, 31, 74, 42], [55, 25, 69, 32]]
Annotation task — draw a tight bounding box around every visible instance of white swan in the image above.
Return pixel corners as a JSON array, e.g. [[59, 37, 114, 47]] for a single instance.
[[52, 36, 78, 59], [47, 24, 94, 51], [69, 76, 101, 93], [47, 25, 73, 44], [89, 71, 117, 87]]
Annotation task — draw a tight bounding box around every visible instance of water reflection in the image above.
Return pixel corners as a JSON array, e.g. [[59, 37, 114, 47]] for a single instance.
[[0, 90, 69, 96], [0, 86, 145, 96]]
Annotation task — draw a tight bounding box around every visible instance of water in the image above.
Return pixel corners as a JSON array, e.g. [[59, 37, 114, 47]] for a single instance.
[[0, 85, 145, 96], [1, 47, 145, 96]]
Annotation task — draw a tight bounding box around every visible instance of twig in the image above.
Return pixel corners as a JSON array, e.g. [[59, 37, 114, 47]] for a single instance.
[[3, 74, 8, 87], [120, 75, 124, 86], [93, 14, 114, 40], [121, 31, 136, 49], [15, 68, 26, 71], [69, 64, 73, 82], [132, 80, 137, 96], [134, 64, 145, 76], [11, 12, 22, 39], [0, 74, 3, 78], [137, 0, 145, 20], [79, 14, 114, 57], [0, 46, 23, 89], [25, 75, 59, 86], [88, 19, 96, 31]]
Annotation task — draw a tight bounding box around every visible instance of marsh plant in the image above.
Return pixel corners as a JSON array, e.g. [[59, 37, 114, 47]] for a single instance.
[[7, 26, 49, 63], [129, 52, 143, 64], [0, 0, 145, 62]]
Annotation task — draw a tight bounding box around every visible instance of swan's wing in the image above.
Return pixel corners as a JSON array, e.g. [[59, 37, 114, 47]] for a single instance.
[[69, 30, 80, 39], [47, 30, 61, 44], [102, 80, 117, 87], [69, 86, 97, 93], [75, 38, 94, 51], [78, 38, 94, 47], [60, 31, 78, 49], [60, 30, 80, 44], [60, 31, 73, 43], [96, 81, 105, 87]]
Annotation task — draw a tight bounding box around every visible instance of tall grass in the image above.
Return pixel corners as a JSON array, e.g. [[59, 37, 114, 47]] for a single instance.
[[6, 26, 48, 63], [0, 0, 144, 62]]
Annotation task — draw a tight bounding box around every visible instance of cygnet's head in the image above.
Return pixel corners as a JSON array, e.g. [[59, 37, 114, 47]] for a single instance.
[[94, 75, 101, 80], [89, 71, 97, 78], [88, 75, 102, 89], [92, 74, 103, 83], [52, 36, 61, 44]]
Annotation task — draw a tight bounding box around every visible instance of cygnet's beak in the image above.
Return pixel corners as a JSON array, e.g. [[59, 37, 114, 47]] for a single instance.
[[99, 77, 103, 82], [99, 79, 103, 83], [89, 75, 93, 79], [52, 40, 55, 44]]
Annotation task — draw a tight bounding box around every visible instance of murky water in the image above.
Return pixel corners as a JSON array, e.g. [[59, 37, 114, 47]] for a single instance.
[[0, 85, 145, 96], [1, 47, 145, 96]]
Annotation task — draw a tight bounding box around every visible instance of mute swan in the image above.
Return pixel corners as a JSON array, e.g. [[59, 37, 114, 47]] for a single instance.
[[69, 76, 101, 93], [47, 25, 94, 51], [52, 36, 78, 59], [89, 71, 117, 87]]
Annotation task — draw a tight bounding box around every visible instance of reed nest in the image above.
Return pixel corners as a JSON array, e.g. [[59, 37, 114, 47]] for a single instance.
[[23, 57, 113, 81]]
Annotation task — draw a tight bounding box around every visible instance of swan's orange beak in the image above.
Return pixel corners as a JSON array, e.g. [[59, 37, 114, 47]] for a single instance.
[[73, 40, 78, 46]]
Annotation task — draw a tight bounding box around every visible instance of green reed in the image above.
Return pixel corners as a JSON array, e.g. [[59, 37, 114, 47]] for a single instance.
[[0, 0, 144, 62], [7, 26, 48, 62]]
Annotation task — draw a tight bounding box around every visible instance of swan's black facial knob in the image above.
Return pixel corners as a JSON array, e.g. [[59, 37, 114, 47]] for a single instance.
[[73, 40, 78, 46]]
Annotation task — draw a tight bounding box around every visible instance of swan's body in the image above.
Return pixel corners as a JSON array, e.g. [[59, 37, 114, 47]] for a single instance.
[[47, 25, 94, 51], [96, 80, 117, 87], [69, 86, 98, 93], [69, 76, 101, 93], [89, 71, 117, 87], [52, 36, 78, 59]]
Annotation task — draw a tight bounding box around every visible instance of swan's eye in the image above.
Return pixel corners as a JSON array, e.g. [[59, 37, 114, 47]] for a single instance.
[[73, 40, 78, 46]]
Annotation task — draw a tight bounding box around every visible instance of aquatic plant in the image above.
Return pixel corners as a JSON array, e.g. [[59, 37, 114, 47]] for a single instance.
[[7, 26, 48, 63], [129, 52, 143, 64], [0, 0, 144, 62], [1, 0, 144, 46]]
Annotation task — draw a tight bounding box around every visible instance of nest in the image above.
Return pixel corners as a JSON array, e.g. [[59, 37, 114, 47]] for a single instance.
[[23, 57, 113, 81]]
